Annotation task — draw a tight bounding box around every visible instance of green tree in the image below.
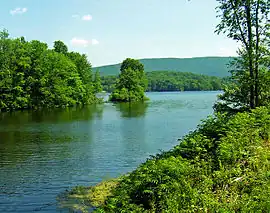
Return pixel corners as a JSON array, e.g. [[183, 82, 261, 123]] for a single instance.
[[53, 40, 68, 55], [0, 29, 99, 111], [67, 52, 93, 86], [35, 50, 84, 107], [93, 70, 103, 93], [215, 0, 270, 112], [120, 58, 148, 89], [0, 29, 9, 39], [110, 58, 148, 102]]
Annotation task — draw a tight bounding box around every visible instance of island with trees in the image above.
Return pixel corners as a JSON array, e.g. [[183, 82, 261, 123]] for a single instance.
[[109, 58, 149, 102]]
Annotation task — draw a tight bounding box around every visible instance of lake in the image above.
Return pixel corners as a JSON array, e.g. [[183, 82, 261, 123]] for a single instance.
[[0, 91, 220, 212]]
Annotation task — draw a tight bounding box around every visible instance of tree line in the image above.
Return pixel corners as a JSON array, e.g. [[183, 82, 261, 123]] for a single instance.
[[101, 71, 224, 92], [0, 30, 102, 112]]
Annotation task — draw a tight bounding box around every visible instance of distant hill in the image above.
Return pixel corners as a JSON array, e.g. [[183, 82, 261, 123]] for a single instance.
[[93, 57, 235, 77]]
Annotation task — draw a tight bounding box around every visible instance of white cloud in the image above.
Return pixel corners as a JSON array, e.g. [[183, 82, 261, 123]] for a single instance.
[[82, 14, 92, 21], [71, 38, 90, 47], [10, 7, 28, 15], [71, 38, 99, 47]]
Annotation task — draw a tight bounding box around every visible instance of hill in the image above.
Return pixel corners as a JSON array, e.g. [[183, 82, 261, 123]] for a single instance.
[[93, 56, 235, 77]]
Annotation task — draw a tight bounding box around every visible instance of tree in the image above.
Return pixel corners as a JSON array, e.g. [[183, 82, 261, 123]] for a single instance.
[[0, 29, 9, 39], [53, 40, 68, 55], [94, 70, 103, 93], [68, 52, 93, 86], [120, 58, 148, 90], [109, 58, 148, 102], [215, 0, 270, 112]]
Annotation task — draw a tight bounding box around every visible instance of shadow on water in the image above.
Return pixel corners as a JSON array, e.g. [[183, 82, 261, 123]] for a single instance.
[[0, 105, 104, 166], [115, 102, 149, 118], [116, 102, 149, 169], [0, 104, 104, 125], [0, 105, 105, 212]]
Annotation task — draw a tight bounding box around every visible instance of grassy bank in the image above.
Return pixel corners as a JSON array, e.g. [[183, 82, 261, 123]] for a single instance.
[[63, 107, 270, 212]]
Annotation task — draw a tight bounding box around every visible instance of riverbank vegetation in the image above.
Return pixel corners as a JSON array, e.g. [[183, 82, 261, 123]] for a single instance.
[[109, 58, 148, 102], [61, 106, 270, 212], [0, 30, 100, 112], [102, 71, 224, 92]]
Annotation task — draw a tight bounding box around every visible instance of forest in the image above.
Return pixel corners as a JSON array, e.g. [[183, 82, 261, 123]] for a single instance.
[[102, 71, 224, 92], [0, 30, 101, 112]]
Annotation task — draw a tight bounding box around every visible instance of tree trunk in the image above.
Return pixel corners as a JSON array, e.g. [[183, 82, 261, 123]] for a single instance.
[[246, 0, 255, 109], [255, 0, 260, 107]]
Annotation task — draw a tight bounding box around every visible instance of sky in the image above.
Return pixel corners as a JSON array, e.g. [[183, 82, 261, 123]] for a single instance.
[[0, 0, 240, 67]]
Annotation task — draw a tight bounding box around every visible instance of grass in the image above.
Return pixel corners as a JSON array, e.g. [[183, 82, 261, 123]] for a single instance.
[[57, 178, 119, 212]]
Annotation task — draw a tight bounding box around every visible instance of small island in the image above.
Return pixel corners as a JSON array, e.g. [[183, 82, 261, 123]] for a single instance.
[[109, 58, 149, 102]]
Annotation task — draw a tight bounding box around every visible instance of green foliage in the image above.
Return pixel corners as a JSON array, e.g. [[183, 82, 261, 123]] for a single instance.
[[101, 75, 117, 92], [214, 48, 270, 114], [93, 57, 234, 77], [147, 71, 223, 92], [92, 107, 270, 212], [109, 58, 148, 102], [53, 40, 68, 55], [93, 70, 103, 93], [101, 71, 224, 92], [215, 0, 270, 110], [0, 30, 99, 111]]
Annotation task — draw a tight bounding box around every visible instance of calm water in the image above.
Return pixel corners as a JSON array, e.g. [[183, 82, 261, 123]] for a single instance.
[[0, 91, 220, 213]]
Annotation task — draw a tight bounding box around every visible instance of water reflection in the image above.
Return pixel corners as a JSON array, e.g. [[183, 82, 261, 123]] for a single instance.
[[115, 102, 149, 118], [114, 102, 149, 168], [0, 104, 104, 125], [0, 105, 104, 166]]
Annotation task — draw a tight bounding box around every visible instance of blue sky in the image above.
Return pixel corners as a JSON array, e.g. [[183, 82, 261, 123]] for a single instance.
[[0, 0, 239, 67]]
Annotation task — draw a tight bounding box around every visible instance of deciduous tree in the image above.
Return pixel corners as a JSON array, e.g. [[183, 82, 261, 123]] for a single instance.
[[215, 0, 270, 112]]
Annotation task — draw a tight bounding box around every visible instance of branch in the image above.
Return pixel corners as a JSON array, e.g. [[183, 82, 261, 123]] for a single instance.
[[229, 0, 249, 49]]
